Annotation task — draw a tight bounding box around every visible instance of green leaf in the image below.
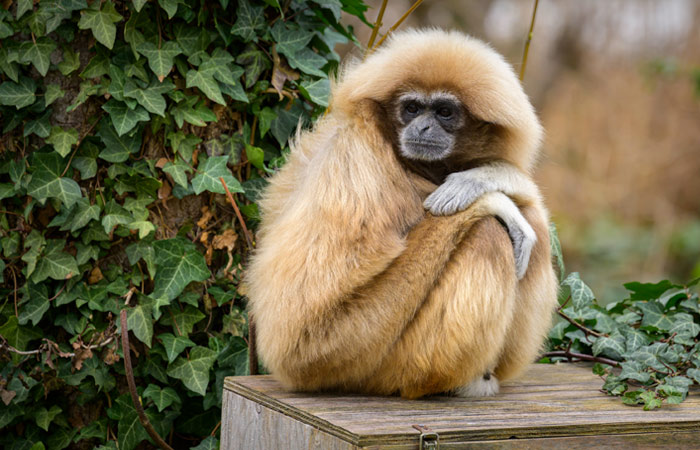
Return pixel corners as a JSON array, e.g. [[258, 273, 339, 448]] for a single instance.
[[77, 0, 123, 49], [44, 83, 65, 107], [231, 0, 266, 42], [158, 332, 195, 363], [101, 100, 149, 136], [58, 48, 80, 75], [191, 437, 219, 450], [0, 76, 37, 109], [80, 52, 110, 78], [637, 301, 675, 332], [35, 405, 62, 431], [157, 0, 179, 19], [143, 384, 181, 412], [19, 37, 57, 77], [591, 330, 625, 361], [186, 68, 225, 105], [163, 160, 191, 188], [66, 197, 100, 232], [163, 305, 205, 336], [236, 44, 270, 88], [299, 78, 330, 107], [562, 272, 595, 310], [102, 199, 133, 233], [17, 0, 33, 19], [0, 316, 42, 352], [271, 22, 314, 57], [167, 346, 217, 396], [132, 0, 147, 12], [31, 240, 80, 283], [46, 126, 79, 157], [123, 79, 167, 116], [24, 109, 52, 138], [126, 238, 156, 277], [191, 156, 243, 195], [18, 283, 50, 326], [136, 41, 181, 80], [114, 395, 149, 450], [151, 238, 210, 301], [640, 390, 662, 410], [170, 96, 217, 127], [618, 361, 651, 383], [27, 152, 82, 208], [126, 303, 153, 346], [285, 48, 327, 77], [270, 103, 304, 146], [624, 280, 678, 300], [97, 119, 142, 162]]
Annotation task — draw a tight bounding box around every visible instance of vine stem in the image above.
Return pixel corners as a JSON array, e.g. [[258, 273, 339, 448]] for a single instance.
[[372, 0, 425, 50], [519, 0, 540, 81], [219, 177, 254, 250], [544, 350, 621, 367], [557, 309, 605, 338], [120, 309, 174, 450], [366, 0, 388, 52]]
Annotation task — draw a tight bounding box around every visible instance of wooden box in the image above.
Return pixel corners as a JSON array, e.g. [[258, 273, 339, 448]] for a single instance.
[[221, 364, 700, 449]]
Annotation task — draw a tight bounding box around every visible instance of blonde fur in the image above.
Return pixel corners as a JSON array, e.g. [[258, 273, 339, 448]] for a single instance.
[[246, 29, 558, 399]]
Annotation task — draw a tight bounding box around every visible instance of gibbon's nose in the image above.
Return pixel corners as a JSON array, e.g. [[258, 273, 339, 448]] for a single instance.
[[419, 124, 431, 135]]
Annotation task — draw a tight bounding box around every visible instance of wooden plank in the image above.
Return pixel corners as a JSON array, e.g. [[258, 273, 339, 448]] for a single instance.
[[222, 388, 358, 450], [223, 363, 700, 447]]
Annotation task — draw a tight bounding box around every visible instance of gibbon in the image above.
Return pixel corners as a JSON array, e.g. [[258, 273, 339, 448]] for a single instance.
[[246, 29, 558, 399]]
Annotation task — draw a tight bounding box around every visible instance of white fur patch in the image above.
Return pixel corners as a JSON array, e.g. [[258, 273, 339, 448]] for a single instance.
[[453, 374, 500, 397]]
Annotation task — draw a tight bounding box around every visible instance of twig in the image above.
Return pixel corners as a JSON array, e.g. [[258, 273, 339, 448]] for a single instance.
[[0, 336, 115, 357], [219, 177, 254, 250], [557, 309, 605, 338], [366, 0, 388, 52], [120, 309, 174, 450], [519, 0, 540, 81], [544, 350, 621, 368], [372, 0, 425, 50]]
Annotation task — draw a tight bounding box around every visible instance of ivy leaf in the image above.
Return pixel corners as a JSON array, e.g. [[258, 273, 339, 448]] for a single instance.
[[270, 103, 304, 146], [114, 395, 150, 450], [561, 272, 595, 310], [285, 48, 327, 77], [639, 390, 663, 411], [618, 361, 651, 383], [58, 48, 80, 75], [638, 301, 675, 332], [625, 280, 678, 300], [101, 100, 149, 136], [158, 333, 195, 363], [191, 156, 243, 195], [271, 22, 314, 57], [27, 152, 82, 208], [170, 96, 217, 127], [18, 283, 49, 326], [142, 384, 181, 412], [35, 405, 62, 432], [17, 0, 33, 19], [620, 326, 649, 353], [191, 437, 219, 450], [18, 37, 57, 77], [46, 127, 79, 158], [245, 144, 266, 170], [236, 44, 270, 88], [126, 303, 153, 346], [0, 76, 37, 109], [151, 238, 210, 301], [0, 317, 42, 352], [136, 41, 181, 81], [123, 79, 167, 116], [163, 160, 191, 188], [299, 78, 330, 107], [167, 346, 217, 396], [126, 238, 156, 277], [66, 197, 101, 232], [186, 68, 225, 105], [102, 199, 132, 233], [97, 119, 142, 163], [163, 305, 206, 336], [77, 0, 123, 49], [592, 330, 625, 361], [24, 109, 52, 138], [132, 0, 147, 12], [31, 240, 80, 283], [44, 83, 65, 107], [157, 0, 179, 19], [231, 0, 266, 42]]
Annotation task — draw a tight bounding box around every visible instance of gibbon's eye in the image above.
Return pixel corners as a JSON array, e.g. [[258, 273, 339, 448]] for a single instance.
[[405, 102, 420, 115], [437, 106, 453, 119]]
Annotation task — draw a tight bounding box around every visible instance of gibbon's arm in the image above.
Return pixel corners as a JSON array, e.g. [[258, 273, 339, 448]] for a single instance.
[[423, 161, 540, 278]]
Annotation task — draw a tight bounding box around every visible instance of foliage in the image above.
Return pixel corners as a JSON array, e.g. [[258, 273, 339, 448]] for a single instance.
[[546, 226, 700, 411], [0, 0, 368, 448]]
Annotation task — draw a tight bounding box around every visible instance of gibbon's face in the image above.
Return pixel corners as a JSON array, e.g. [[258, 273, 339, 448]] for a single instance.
[[396, 91, 466, 162]]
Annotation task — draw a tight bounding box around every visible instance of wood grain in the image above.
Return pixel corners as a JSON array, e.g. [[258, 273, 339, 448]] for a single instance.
[[222, 363, 700, 448]]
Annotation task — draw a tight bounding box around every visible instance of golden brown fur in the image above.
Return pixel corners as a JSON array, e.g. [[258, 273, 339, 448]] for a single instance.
[[246, 29, 558, 398]]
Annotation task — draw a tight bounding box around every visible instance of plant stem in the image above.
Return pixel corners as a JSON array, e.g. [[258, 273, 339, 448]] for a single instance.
[[557, 309, 606, 338], [219, 177, 254, 250], [366, 0, 388, 52], [372, 0, 425, 50], [544, 350, 621, 367], [519, 0, 539, 81], [120, 309, 174, 450]]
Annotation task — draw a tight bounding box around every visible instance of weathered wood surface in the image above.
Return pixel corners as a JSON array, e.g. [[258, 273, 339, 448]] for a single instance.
[[222, 363, 700, 448]]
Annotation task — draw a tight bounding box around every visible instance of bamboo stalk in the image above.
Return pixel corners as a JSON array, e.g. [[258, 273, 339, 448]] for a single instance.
[[519, 0, 540, 81]]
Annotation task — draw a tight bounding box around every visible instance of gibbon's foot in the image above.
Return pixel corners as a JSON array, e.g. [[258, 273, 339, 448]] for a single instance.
[[453, 372, 500, 397]]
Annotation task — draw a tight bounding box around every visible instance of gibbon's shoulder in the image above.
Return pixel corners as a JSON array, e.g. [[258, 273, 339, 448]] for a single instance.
[[330, 28, 543, 172]]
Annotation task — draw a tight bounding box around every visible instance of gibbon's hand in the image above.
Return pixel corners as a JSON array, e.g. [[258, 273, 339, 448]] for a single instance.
[[426, 185, 536, 279]]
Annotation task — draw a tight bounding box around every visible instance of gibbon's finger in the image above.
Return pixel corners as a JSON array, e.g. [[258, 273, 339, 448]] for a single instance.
[[477, 192, 536, 279]]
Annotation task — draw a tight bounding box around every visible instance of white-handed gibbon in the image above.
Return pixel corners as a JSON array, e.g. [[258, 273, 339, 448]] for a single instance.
[[246, 29, 558, 399]]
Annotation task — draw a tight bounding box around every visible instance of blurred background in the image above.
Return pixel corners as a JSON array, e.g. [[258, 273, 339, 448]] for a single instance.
[[343, 0, 700, 302]]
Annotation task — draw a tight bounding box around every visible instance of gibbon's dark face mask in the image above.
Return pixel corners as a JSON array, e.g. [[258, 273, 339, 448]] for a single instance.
[[397, 92, 465, 162]]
